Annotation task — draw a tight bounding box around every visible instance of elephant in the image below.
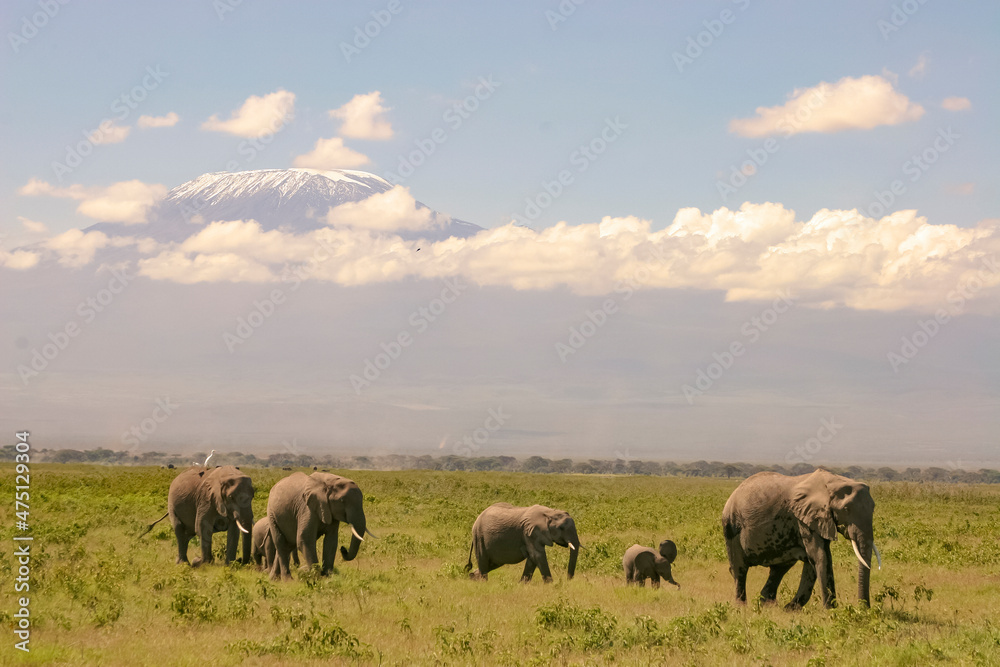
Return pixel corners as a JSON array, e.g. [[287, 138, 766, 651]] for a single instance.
[[251, 517, 287, 571], [722, 468, 881, 609], [622, 540, 679, 588], [162, 465, 255, 566], [266, 471, 370, 580], [465, 503, 580, 583]]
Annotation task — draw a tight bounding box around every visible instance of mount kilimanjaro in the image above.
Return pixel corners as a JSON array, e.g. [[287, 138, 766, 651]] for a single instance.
[[85, 168, 483, 243]]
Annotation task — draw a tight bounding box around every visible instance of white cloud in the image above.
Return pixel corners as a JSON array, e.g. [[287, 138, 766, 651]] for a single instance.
[[88, 122, 132, 145], [729, 75, 925, 137], [326, 186, 437, 231], [292, 137, 370, 170], [40, 229, 138, 268], [137, 112, 180, 128], [329, 91, 393, 140], [201, 90, 295, 138], [942, 96, 971, 111], [18, 216, 49, 234], [129, 204, 1000, 313], [19, 178, 167, 224], [0, 249, 40, 269], [908, 53, 929, 79]]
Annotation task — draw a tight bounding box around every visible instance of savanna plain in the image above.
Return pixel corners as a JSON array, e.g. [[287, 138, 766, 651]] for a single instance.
[[2, 465, 999, 666]]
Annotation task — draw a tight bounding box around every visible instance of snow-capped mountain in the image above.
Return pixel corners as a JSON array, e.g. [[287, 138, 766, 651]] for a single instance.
[[85, 168, 482, 243]]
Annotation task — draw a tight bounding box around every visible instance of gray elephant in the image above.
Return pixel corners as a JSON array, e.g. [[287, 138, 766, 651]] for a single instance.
[[623, 540, 679, 588], [722, 468, 881, 609], [158, 465, 255, 566], [465, 503, 580, 582], [266, 472, 369, 580], [251, 517, 285, 571]]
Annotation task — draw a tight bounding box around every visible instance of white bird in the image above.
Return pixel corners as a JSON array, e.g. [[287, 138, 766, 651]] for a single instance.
[[203, 449, 216, 467]]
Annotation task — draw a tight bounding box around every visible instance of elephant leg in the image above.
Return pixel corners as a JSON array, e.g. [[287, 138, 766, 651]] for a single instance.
[[760, 562, 795, 603], [650, 573, 661, 589], [270, 523, 293, 581], [814, 542, 837, 608], [732, 564, 749, 604], [788, 559, 817, 609], [193, 514, 214, 567], [297, 521, 319, 570], [533, 547, 553, 583], [173, 521, 190, 565], [263, 533, 275, 571], [521, 558, 537, 582], [321, 522, 339, 575]]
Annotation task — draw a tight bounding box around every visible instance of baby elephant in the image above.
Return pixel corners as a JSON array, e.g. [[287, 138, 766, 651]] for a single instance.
[[623, 540, 680, 588]]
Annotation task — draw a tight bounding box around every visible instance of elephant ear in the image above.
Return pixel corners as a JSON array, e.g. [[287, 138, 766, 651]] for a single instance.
[[790, 470, 838, 541], [303, 483, 332, 525], [658, 540, 677, 563], [525, 508, 555, 546], [212, 476, 229, 516]]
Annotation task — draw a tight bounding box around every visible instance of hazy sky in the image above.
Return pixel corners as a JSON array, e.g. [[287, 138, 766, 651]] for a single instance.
[[1, 2, 998, 467]]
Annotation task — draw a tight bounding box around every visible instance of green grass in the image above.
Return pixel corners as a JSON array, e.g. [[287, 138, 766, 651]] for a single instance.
[[1, 465, 999, 665]]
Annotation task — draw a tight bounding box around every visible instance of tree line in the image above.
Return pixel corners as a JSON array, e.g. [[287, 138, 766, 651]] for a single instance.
[[3, 445, 999, 484]]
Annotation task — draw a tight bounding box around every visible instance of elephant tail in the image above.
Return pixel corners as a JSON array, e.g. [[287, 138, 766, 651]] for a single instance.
[[138, 512, 169, 539], [465, 540, 474, 572]]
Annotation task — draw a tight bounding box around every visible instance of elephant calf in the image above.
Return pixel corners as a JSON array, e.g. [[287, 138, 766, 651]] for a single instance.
[[466, 503, 581, 583], [622, 540, 679, 588]]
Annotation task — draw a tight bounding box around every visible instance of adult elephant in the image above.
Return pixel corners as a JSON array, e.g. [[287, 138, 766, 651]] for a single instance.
[[166, 466, 255, 566], [267, 472, 369, 580], [623, 540, 680, 588], [722, 468, 881, 609], [465, 503, 580, 582]]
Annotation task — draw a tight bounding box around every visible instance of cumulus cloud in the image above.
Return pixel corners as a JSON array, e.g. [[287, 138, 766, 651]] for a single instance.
[[40, 229, 142, 268], [201, 90, 295, 138], [329, 91, 393, 140], [137, 112, 180, 128], [18, 216, 49, 234], [88, 122, 132, 145], [942, 96, 971, 111], [0, 249, 40, 269], [326, 186, 438, 231], [127, 204, 1000, 313], [729, 75, 925, 137], [19, 178, 167, 224], [292, 137, 370, 170]]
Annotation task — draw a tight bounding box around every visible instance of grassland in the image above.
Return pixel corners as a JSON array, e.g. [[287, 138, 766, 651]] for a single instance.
[[1, 465, 999, 666]]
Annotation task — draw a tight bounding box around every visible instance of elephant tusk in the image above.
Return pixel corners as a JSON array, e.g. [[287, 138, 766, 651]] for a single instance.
[[851, 539, 871, 570], [235, 519, 249, 535], [568, 542, 576, 551], [873, 542, 882, 570], [351, 525, 364, 542], [365, 528, 379, 539]]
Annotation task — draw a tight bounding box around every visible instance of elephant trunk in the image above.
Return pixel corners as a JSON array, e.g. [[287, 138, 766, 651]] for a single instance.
[[566, 528, 580, 580], [340, 509, 366, 562], [849, 525, 874, 606], [237, 505, 253, 563]]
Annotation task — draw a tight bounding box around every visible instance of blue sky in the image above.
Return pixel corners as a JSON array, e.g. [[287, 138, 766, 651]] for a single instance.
[[3, 0, 996, 236], [2, 2, 998, 465]]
